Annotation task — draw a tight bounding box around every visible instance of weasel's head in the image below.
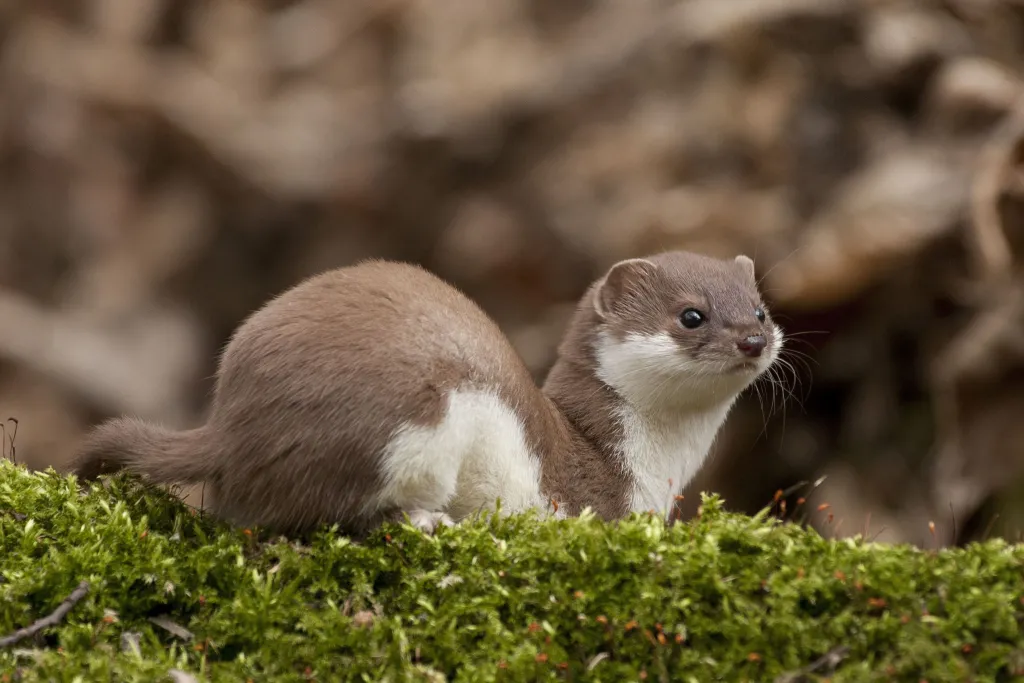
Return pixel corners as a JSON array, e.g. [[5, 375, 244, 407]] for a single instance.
[[587, 251, 782, 409]]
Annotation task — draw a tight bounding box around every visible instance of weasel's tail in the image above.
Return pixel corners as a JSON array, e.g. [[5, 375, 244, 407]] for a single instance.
[[71, 417, 214, 484]]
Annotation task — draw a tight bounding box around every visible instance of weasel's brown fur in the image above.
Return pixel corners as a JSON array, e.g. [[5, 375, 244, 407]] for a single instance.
[[72, 251, 780, 535]]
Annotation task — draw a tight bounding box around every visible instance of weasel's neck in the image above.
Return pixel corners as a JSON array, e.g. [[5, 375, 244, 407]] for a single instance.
[[540, 356, 634, 518], [540, 340, 740, 519]]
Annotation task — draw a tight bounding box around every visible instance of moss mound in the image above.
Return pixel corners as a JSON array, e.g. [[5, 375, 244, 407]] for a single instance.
[[1, 460, 1023, 682]]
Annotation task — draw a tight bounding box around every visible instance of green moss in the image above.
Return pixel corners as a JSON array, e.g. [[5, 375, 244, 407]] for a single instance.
[[1, 459, 1023, 682]]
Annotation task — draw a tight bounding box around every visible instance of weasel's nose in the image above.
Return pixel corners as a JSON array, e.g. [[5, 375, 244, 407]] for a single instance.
[[737, 334, 767, 358]]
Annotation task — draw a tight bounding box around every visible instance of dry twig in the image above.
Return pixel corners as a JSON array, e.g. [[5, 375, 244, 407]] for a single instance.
[[774, 645, 851, 683], [0, 580, 90, 648]]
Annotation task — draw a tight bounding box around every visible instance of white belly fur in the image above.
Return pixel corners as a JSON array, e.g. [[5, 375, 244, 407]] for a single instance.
[[374, 389, 547, 521]]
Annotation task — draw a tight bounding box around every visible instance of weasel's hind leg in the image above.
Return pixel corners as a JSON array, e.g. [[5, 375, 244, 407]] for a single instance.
[[373, 413, 468, 533], [382, 509, 455, 534], [405, 509, 455, 532]]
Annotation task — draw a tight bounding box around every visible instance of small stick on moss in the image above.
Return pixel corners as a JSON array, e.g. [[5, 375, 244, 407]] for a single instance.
[[0, 580, 90, 648], [773, 645, 850, 683], [1, 417, 18, 465]]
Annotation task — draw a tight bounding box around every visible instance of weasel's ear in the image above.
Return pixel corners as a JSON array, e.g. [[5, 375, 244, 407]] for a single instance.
[[594, 258, 659, 319], [735, 255, 756, 282]]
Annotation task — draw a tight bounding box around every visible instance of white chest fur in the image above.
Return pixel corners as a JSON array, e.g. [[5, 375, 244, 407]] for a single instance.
[[595, 330, 743, 515], [613, 401, 733, 514]]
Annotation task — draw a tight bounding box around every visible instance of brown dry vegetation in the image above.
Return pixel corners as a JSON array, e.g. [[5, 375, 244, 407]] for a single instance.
[[1, 0, 1023, 547]]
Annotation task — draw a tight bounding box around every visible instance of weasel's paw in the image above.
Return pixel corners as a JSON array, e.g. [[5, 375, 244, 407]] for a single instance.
[[405, 510, 454, 534]]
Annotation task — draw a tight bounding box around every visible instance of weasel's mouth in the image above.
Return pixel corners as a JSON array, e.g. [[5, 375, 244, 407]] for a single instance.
[[730, 360, 761, 373]]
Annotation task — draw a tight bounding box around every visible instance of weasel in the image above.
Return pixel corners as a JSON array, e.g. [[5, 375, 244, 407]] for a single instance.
[[71, 250, 782, 535]]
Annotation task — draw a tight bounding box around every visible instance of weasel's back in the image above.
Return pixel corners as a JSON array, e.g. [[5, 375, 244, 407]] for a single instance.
[[215, 260, 524, 411]]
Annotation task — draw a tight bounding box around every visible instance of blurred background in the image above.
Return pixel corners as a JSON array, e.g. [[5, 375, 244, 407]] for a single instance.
[[1, 0, 1023, 548]]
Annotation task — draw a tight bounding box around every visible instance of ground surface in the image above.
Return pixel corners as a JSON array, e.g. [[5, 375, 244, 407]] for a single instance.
[[1, 460, 1023, 682]]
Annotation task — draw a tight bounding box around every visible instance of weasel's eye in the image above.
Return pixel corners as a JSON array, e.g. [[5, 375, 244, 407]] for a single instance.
[[755, 307, 766, 323], [680, 308, 705, 329]]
